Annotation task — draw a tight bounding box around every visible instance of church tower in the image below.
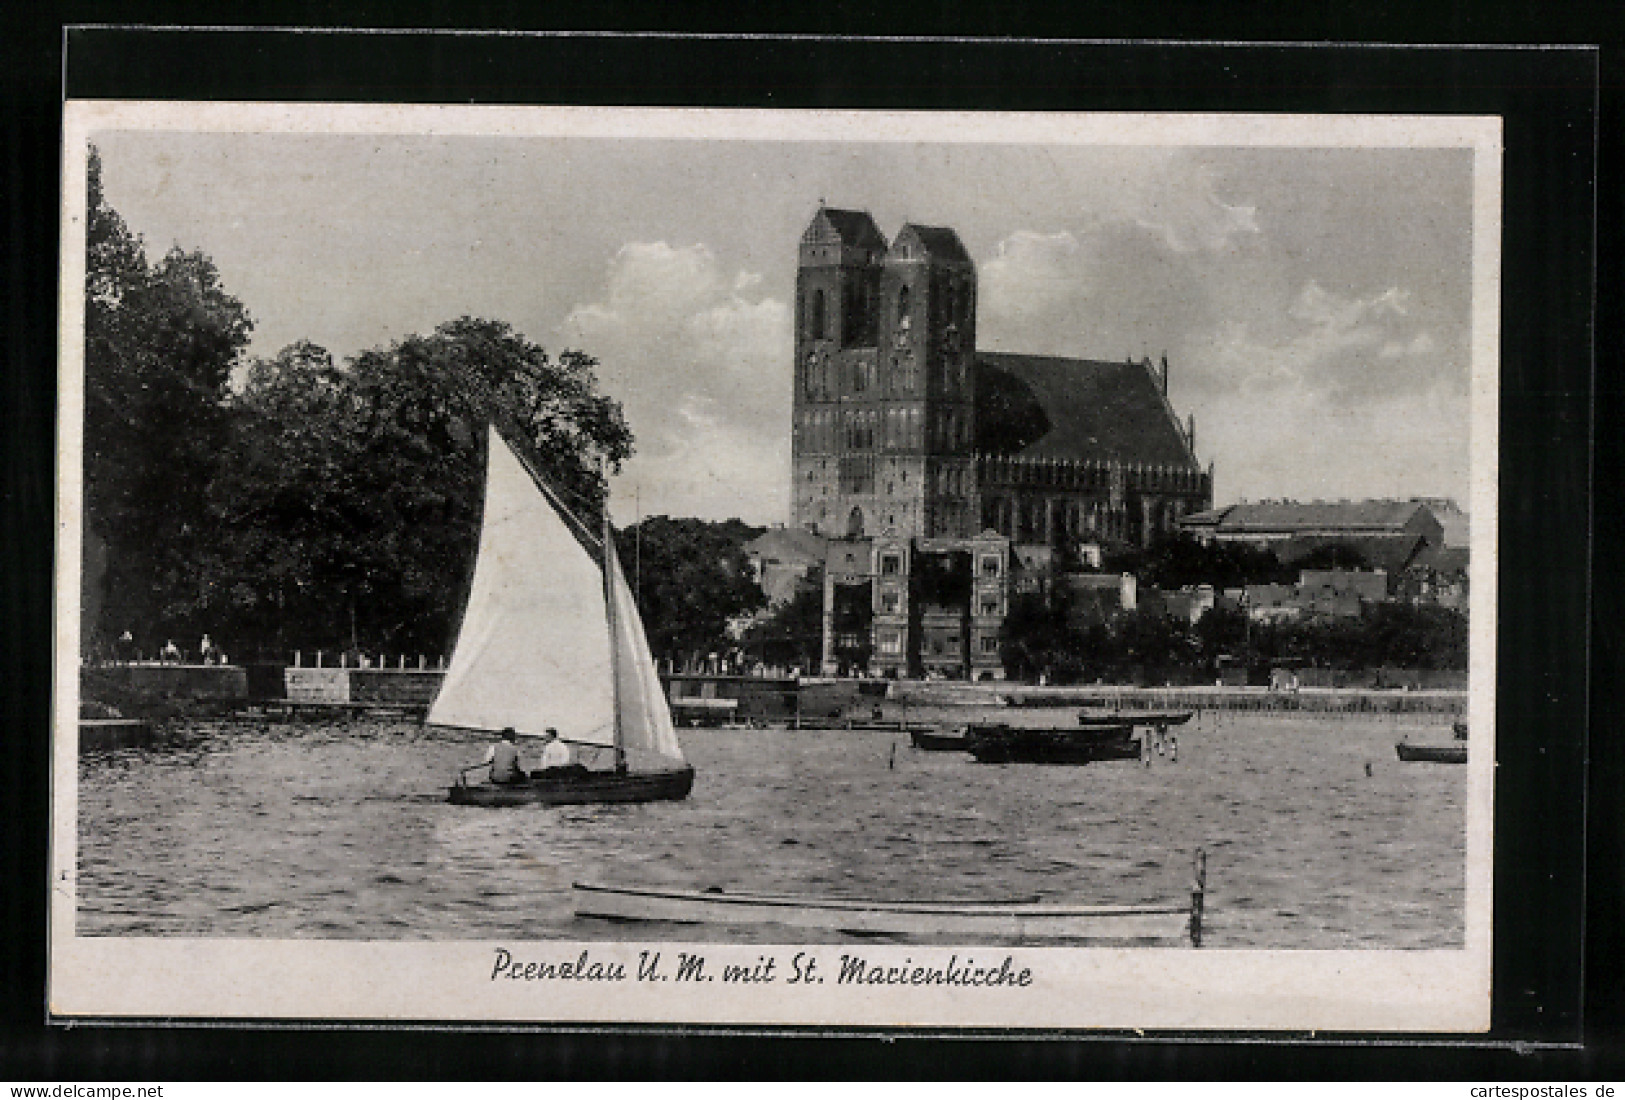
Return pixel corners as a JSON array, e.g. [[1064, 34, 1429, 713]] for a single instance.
[[878, 223, 978, 538], [791, 208, 887, 537], [791, 210, 980, 541]]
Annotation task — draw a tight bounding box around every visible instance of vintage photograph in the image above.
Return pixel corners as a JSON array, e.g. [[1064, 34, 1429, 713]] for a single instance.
[[52, 103, 1498, 1028]]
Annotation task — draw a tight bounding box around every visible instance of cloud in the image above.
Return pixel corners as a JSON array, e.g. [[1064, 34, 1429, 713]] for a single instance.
[[1123, 164, 1260, 254], [979, 230, 1087, 331], [561, 241, 792, 523], [1192, 281, 1456, 401], [978, 218, 1220, 364], [1194, 382, 1470, 507]]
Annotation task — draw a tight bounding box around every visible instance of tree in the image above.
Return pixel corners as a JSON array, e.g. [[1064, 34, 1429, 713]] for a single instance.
[[740, 580, 824, 673], [613, 516, 765, 671], [204, 319, 634, 656], [83, 147, 254, 652], [1135, 534, 1291, 590], [1114, 607, 1198, 681], [1000, 583, 1074, 682]]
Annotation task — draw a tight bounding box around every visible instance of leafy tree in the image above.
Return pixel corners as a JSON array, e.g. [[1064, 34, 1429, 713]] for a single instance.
[[1114, 607, 1198, 680], [1135, 534, 1291, 590], [614, 516, 765, 671], [1194, 604, 1250, 664], [1000, 583, 1074, 682], [83, 147, 253, 652], [205, 319, 633, 656], [740, 579, 824, 673]]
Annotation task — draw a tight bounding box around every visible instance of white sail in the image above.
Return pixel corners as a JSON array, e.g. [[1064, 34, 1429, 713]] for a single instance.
[[606, 540, 686, 762], [428, 429, 617, 748]]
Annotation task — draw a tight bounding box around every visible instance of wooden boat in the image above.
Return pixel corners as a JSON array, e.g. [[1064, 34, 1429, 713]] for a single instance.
[[78, 718, 154, 751], [965, 722, 1141, 765], [1395, 742, 1467, 764], [575, 850, 1207, 945], [1078, 710, 1192, 730], [909, 727, 972, 752], [436, 428, 694, 806]]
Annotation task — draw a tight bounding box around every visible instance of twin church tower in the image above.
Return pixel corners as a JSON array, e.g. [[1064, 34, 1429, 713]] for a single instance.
[[792, 209, 979, 540], [786, 206, 1212, 678]]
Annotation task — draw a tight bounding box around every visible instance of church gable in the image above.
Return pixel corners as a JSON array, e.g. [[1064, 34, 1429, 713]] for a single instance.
[[802, 208, 888, 257], [974, 352, 1198, 468], [891, 223, 972, 265]]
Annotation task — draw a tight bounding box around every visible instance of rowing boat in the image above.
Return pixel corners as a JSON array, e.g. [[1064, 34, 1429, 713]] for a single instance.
[[965, 722, 1141, 765], [1395, 742, 1467, 764], [909, 728, 972, 752], [574, 851, 1207, 945]]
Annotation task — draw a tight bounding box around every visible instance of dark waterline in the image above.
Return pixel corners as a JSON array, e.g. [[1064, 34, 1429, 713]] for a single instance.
[[76, 712, 1466, 948]]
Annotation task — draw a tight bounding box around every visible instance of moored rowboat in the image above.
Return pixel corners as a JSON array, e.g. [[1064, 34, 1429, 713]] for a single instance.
[[909, 728, 972, 752], [1395, 742, 1467, 764], [573, 869, 1205, 945], [966, 722, 1140, 765]]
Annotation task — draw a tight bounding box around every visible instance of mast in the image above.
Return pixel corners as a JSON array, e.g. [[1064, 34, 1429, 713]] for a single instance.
[[602, 465, 627, 772]]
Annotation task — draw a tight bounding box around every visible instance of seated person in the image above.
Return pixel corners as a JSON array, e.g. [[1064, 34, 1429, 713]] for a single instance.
[[462, 727, 527, 785], [535, 728, 589, 778]]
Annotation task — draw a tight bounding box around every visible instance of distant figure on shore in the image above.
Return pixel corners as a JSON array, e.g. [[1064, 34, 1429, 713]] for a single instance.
[[199, 635, 216, 664], [465, 727, 526, 785], [160, 639, 181, 664], [114, 631, 135, 662]]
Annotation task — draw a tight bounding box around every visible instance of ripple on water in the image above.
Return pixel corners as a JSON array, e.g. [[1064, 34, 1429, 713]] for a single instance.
[[74, 714, 1467, 947]]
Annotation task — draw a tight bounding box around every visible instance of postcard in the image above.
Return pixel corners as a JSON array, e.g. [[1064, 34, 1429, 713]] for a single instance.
[[52, 101, 1498, 1030]]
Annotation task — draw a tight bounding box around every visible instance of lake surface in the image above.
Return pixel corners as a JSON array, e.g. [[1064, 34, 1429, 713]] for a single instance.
[[75, 711, 1467, 948]]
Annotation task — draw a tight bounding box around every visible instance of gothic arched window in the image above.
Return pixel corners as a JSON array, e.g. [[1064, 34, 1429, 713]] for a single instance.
[[811, 288, 827, 339], [897, 284, 911, 329]]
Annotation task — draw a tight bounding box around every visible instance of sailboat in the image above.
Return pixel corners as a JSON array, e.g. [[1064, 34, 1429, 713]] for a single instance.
[[431, 427, 695, 807]]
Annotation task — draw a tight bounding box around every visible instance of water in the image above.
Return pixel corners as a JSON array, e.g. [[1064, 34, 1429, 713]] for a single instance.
[[75, 712, 1466, 947]]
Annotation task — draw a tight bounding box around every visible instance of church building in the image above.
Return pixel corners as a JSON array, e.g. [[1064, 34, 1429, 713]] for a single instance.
[[788, 207, 1212, 678]]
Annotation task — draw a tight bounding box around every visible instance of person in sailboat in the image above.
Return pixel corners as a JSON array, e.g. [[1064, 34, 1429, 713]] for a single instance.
[[537, 728, 590, 777], [463, 727, 527, 785]]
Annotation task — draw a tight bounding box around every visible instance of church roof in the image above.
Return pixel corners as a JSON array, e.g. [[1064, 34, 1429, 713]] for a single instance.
[[807, 208, 887, 250], [974, 352, 1198, 468], [895, 223, 972, 264]]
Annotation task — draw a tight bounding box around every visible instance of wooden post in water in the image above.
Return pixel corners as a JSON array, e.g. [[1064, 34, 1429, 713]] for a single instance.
[[1190, 848, 1208, 948]]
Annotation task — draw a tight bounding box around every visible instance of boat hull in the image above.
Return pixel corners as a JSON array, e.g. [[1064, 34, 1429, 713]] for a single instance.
[[1091, 710, 1193, 728], [573, 881, 1197, 945], [1394, 743, 1467, 764], [909, 729, 972, 752], [966, 723, 1140, 765], [78, 718, 154, 751], [448, 765, 695, 806]]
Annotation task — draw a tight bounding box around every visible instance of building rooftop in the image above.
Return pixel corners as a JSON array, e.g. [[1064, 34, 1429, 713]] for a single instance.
[[805, 208, 888, 251], [975, 352, 1198, 468], [895, 223, 972, 264], [743, 525, 828, 566], [1190, 498, 1436, 534]]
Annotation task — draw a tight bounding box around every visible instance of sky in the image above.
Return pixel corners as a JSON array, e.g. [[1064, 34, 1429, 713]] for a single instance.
[[90, 118, 1484, 526]]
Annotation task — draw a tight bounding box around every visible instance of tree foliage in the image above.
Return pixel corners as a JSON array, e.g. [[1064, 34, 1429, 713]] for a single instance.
[[1001, 592, 1466, 684], [83, 147, 254, 648], [740, 579, 824, 672], [205, 320, 634, 656], [614, 516, 765, 670], [1131, 534, 1292, 590]]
